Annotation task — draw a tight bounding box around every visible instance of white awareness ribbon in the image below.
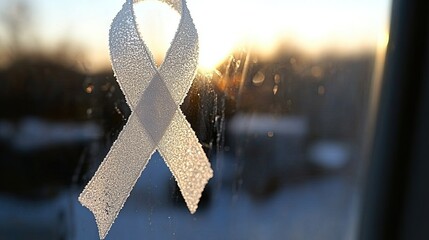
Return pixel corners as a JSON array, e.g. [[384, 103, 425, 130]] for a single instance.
[[78, 0, 213, 238]]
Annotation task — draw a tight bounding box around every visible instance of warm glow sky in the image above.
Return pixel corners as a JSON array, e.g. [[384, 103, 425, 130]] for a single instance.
[[0, 0, 390, 72]]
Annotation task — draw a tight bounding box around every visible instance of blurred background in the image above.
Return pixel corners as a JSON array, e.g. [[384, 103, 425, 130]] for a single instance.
[[0, 0, 391, 239]]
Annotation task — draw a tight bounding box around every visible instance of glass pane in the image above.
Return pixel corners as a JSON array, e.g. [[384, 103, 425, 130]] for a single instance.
[[0, 0, 390, 239]]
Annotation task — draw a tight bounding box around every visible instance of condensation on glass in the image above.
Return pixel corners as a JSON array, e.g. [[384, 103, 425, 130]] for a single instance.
[[0, 0, 390, 239]]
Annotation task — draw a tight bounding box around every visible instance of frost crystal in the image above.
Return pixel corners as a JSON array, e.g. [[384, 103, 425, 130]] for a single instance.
[[78, 0, 213, 238]]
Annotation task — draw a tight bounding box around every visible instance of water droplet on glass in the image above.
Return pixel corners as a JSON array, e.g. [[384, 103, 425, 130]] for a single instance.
[[273, 85, 279, 95], [274, 74, 281, 84], [85, 83, 94, 93], [311, 66, 324, 78], [235, 59, 241, 69], [252, 71, 265, 86], [213, 69, 222, 79]]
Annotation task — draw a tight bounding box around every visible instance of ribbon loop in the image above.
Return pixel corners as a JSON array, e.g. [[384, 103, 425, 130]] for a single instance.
[[159, 4, 199, 104], [79, 0, 213, 239], [109, 0, 155, 108]]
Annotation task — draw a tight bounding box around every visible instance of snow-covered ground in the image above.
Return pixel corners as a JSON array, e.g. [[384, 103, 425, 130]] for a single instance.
[[0, 153, 359, 240], [72, 153, 359, 240]]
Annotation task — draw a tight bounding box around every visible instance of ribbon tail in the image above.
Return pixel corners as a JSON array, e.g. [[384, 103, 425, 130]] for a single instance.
[[158, 110, 213, 213], [79, 115, 156, 239]]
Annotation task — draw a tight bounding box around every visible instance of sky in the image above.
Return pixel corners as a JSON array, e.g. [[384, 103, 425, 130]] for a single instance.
[[0, 0, 391, 72]]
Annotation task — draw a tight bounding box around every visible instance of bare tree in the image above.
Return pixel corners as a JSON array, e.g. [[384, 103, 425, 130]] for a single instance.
[[0, 0, 34, 59]]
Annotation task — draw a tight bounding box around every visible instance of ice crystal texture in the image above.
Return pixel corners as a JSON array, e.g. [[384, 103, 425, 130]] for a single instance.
[[78, 0, 213, 238]]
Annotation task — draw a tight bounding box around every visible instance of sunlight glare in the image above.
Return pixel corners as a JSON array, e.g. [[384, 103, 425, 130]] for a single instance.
[[12, 0, 390, 73], [134, 0, 180, 67], [134, 0, 237, 71]]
